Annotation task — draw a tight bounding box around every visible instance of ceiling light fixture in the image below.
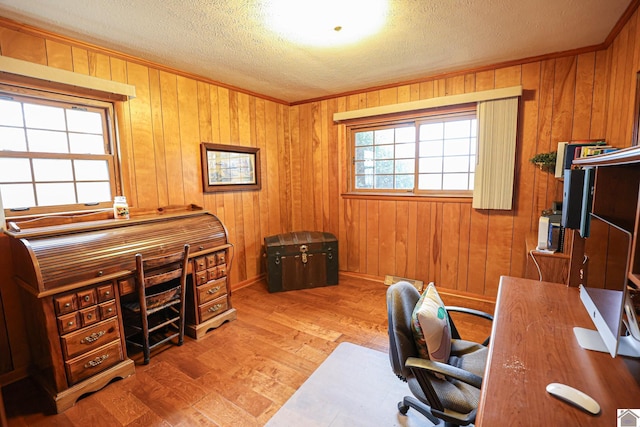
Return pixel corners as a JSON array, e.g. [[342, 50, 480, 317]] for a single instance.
[[263, 0, 388, 47]]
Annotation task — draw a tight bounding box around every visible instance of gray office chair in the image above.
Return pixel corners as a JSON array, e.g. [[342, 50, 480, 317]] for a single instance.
[[386, 281, 493, 426]]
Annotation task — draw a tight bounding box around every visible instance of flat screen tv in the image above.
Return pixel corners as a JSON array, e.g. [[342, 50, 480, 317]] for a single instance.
[[573, 213, 640, 358]]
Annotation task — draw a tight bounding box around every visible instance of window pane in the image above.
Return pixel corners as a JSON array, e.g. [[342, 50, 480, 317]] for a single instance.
[[444, 120, 472, 139], [0, 100, 23, 126], [69, 133, 106, 154], [35, 183, 76, 206], [395, 159, 414, 174], [444, 138, 472, 156], [66, 109, 103, 134], [470, 156, 476, 172], [0, 183, 35, 208], [374, 145, 393, 159], [375, 160, 393, 174], [74, 160, 110, 181], [469, 173, 475, 190], [355, 146, 373, 160], [470, 119, 477, 137], [419, 123, 443, 140], [420, 140, 443, 157], [374, 128, 394, 145], [355, 131, 373, 146], [0, 126, 27, 151], [351, 115, 475, 195], [395, 175, 414, 189], [420, 157, 442, 173], [395, 142, 415, 158], [33, 159, 73, 182], [27, 129, 69, 153], [355, 175, 373, 189], [24, 104, 66, 131], [419, 174, 442, 190], [443, 156, 470, 173], [0, 92, 115, 214], [0, 158, 32, 182], [395, 127, 415, 143], [77, 182, 111, 203], [355, 160, 372, 174], [443, 173, 470, 190], [375, 175, 393, 189]]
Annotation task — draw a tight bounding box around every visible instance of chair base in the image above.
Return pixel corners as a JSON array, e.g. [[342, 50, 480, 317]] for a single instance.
[[398, 395, 442, 425]]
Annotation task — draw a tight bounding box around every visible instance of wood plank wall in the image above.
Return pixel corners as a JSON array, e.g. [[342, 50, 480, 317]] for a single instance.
[[1, 5, 640, 380]]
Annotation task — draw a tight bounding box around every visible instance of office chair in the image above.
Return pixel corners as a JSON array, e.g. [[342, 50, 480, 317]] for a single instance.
[[387, 281, 493, 426], [123, 244, 190, 364]]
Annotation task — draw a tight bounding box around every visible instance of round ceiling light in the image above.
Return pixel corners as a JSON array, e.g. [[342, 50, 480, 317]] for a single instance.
[[263, 0, 389, 47]]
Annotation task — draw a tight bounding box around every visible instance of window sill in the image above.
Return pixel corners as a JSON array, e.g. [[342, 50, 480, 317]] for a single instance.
[[341, 192, 473, 203]]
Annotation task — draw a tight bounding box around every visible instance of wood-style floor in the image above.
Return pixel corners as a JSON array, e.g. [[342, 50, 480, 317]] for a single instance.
[[3, 275, 495, 426]]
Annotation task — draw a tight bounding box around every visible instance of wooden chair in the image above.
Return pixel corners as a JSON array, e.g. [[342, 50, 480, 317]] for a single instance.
[[123, 244, 190, 364]]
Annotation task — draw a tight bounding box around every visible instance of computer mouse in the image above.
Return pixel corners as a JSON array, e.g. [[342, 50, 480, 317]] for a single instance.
[[546, 382, 601, 415]]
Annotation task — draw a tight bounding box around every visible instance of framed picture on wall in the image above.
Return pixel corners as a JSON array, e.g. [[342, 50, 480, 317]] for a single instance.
[[200, 142, 261, 192]]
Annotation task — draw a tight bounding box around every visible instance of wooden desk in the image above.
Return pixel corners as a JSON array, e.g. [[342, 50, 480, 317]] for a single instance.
[[4, 209, 236, 412], [477, 276, 640, 426]]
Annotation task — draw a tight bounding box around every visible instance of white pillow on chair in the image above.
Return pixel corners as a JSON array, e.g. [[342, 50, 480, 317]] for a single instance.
[[411, 283, 452, 364]]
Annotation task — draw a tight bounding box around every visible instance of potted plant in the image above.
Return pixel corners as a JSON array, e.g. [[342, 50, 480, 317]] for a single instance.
[[530, 151, 557, 172]]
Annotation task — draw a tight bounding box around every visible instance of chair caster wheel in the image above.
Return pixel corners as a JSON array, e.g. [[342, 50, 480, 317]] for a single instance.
[[398, 402, 409, 415]]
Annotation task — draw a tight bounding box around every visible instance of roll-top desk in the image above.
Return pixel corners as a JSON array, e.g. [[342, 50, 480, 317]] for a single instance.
[[4, 207, 236, 412]]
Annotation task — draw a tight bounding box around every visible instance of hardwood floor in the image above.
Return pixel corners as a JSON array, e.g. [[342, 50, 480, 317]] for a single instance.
[[3, 275, 494, 426]]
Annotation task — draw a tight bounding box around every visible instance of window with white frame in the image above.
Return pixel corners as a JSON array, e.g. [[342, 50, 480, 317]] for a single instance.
[[350, 111, 477, 195], [0, 88, 119, 217]]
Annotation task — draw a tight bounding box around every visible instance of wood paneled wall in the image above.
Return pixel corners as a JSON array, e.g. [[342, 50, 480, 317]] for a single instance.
[[291, 53, 613, 297], [1, 5, 640, 381]]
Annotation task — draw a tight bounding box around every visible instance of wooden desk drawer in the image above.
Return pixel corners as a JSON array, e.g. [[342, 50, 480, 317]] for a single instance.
[[77, 289, 97, 308], [118, 277, 135, 296], [54, 294, 78, 315], [65, 340, 123, 385], [199, 296, 228, 323], [99, 301, 117, 319], [96, 284, 115, 303], [58, 312, 81, 334], [197, 278, 227, 305], [79, 306, 100, 327], [194, 257, 207, 272], [195, 271, 208, 286], [61, 318, 120, 360]]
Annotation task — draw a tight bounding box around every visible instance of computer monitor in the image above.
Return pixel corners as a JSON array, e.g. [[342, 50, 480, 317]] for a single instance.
[[573, 213, 640, 358]]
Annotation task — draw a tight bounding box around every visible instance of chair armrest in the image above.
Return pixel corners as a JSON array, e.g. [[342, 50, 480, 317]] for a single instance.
[[445, 306, 493, 345], [405, 357, 483, 389], [445, 306, 494, 322]]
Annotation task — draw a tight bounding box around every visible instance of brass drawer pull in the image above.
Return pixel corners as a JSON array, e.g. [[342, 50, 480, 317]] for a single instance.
[[207, 286, 221, 295], [81, 330, 105, 344], [84, 295, 91, 302], [64, 302, 71, 308], [84, 354, 109, 368], [208, 304, 223, 313]]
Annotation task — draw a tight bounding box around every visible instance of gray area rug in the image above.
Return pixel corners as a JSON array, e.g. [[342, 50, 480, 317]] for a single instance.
[[265, 342, 432, 427]]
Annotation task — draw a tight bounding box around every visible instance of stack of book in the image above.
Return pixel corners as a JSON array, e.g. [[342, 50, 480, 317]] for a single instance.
[[554, 140, 617, 178]]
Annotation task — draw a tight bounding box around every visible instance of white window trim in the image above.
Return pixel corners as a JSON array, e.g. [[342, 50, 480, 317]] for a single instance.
[[0, 56, 136, 99]]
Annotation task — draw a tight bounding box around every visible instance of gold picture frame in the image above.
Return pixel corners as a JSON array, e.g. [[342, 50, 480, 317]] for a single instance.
[[200, 142, 261, 192]]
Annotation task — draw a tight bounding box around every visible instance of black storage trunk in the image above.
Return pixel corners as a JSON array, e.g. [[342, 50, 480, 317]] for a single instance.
[[264, 231, 338, 293]]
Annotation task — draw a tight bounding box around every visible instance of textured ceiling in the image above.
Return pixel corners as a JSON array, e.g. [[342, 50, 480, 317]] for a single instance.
[[0, 0, 631, 103]]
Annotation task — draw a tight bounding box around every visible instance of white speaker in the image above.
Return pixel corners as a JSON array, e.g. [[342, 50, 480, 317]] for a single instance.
[[537, 216, 550, 250]]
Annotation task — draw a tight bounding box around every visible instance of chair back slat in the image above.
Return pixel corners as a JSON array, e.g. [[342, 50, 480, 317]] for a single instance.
[[144, 268, 183, 288]]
